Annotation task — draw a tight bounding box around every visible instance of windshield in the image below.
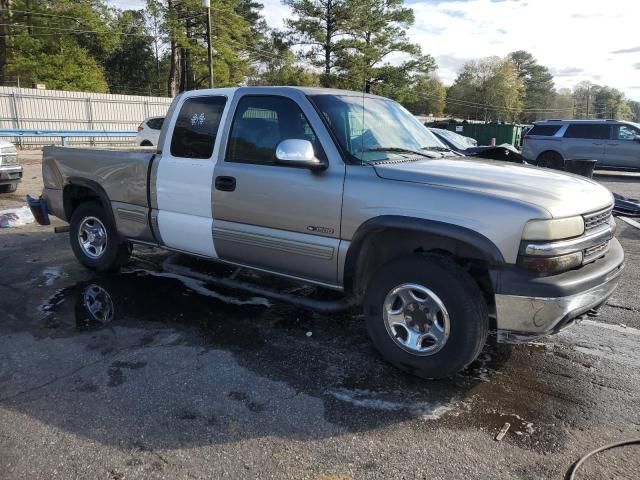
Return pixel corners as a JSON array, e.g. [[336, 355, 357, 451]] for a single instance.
[[308, 94, 447, 163]]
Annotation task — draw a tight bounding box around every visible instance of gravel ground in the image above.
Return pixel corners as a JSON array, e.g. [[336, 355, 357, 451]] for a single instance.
[[1, 151, 639, 479]]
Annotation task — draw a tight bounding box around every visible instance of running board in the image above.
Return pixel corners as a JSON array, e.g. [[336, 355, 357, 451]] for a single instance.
[[163, 262, 353, 313]]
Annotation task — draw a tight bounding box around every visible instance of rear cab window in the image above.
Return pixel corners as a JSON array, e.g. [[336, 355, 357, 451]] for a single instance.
[[563, 124, 611, 140], [528, 125, 562, 136], [171, 96, 227, 159]]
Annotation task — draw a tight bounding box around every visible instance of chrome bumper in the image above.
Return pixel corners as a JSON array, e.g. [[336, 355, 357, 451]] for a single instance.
[[0, 165, 22, 182], [495, 262, 623, 342]]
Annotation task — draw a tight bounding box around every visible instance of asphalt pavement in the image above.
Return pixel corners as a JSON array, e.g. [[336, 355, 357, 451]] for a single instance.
[[0, 153, 639, 479]]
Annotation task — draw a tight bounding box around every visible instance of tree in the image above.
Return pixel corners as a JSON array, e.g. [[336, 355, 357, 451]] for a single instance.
[[507, 50, 554, 122], [3, 0, 114, 92], [105, 10, 157, 95], [335, 0, 428, 91], [446, 57, 524, 122], [398, 75, 446, 116], [247, 32, 320, 86], [283, 0, 352, 86], [153, 0, 265, 94], [549, 88, 575, 119], [592, 86, 633, 120], [628, 100, 640, 122]]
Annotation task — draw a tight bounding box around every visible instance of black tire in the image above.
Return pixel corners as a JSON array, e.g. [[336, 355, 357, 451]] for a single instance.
[[364, 254, 488, 379], [69, 202, 132, 272], [140, 140, 153, 147], [537, 151, 564, 170], [0, 183, 18, 193]]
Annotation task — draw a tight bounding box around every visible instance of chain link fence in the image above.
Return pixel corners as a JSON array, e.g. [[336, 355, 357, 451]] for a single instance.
[[0, 86, 173, 148]]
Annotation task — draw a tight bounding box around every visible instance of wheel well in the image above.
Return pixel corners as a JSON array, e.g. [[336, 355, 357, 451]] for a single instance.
[[536, 150, 564, 161], [63, 184, 106, 221], [345, 228, 496, 308]]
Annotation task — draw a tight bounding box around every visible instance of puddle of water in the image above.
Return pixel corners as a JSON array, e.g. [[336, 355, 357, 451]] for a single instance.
[[42, 266, 65, 286]]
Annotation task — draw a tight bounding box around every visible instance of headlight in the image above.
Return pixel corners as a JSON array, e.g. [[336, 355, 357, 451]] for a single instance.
[[517, 251, 583, 274], [0, 145, 17, 165], [522, 216, 584, 241]]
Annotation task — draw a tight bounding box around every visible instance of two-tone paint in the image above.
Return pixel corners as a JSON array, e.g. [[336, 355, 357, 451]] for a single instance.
[[41, 86, 624, 339]]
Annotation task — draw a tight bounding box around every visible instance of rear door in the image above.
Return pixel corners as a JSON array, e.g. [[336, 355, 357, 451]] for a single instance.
[[155, 91, 232, 257], [562, 123, 610, 160], [603, 123, 640, 169], [211, 90, 346, 286]]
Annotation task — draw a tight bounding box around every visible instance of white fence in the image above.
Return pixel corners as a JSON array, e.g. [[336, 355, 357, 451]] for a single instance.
[[0, 87, 173, 148]]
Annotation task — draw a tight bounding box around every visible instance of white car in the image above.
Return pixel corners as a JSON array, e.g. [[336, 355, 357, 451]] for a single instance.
[[136, 117, 164, 147]]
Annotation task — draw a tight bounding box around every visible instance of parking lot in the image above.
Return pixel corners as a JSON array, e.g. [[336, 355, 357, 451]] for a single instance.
[[0, 151, 639, 479]]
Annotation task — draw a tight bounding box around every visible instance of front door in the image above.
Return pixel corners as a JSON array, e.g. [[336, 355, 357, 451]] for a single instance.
[[212, 91, 346, 286], [604, 124, 640, 169], [155, 93, 231, 257]]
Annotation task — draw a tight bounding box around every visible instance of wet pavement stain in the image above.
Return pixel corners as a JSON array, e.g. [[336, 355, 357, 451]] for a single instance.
[[23, 254, 626, 454]]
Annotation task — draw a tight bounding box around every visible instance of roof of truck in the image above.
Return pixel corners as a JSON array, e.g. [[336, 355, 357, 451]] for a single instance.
[[181, 86, 385, 100]]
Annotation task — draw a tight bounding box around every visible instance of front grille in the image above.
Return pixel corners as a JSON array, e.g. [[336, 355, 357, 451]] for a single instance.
[[584, 241, 608, 261], [583, 207, 613, 232]]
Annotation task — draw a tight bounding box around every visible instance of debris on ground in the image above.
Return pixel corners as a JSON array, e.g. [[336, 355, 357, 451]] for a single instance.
[[0, 205, 34, 228], [495, 422, 511, 441], [306, 331, 313, 337], [613, 193, 640, 217]]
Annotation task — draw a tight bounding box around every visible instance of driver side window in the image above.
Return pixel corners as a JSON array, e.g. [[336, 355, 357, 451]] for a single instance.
[[226, 96, 321, 166]]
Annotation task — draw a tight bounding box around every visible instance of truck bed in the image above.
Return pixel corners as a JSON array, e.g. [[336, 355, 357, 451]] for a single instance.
[[43, 146, 155, 211]]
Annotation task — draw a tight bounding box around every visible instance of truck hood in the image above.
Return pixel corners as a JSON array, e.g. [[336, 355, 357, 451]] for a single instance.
[[373, 157, 613, 218]]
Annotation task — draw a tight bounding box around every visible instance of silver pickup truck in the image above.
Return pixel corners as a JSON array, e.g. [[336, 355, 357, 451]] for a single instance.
[[39, 87, 624, 378]]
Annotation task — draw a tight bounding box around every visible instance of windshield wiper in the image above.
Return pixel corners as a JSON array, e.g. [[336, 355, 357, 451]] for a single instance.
[[360, 147, 440, 159]]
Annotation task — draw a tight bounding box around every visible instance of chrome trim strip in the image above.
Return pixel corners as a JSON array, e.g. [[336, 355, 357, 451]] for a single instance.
[[523, 222, 614, 257], [0, 166, 22, 173], [213, 226, 335, 260]]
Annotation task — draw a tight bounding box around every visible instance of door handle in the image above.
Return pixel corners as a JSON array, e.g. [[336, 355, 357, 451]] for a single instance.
[[608, 143, 620, 146], [215, 176, 236, 192], [592, 142, 603, 145]]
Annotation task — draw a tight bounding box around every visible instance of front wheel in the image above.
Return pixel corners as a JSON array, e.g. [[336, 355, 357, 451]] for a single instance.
[[69, 202, 132, 271], [537, 151, 564, 170], [364, 254, 488, 379]]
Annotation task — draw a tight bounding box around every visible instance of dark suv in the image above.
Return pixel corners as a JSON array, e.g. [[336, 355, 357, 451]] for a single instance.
[[522, 119, 640, 170]]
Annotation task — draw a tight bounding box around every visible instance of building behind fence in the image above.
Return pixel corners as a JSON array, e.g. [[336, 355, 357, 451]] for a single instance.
[[0, 86, 173, 148]]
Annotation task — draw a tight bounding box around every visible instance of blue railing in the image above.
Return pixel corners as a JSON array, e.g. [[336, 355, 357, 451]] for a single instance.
[[0, 129, 137, 146]]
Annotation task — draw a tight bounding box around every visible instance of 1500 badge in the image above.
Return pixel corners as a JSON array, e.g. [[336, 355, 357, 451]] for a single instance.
[[307, 225, 335, 234]]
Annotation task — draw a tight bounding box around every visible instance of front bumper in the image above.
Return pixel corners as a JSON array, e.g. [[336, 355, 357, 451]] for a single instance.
[[0, 165, 22, 184], [493, 238, 624, 342]]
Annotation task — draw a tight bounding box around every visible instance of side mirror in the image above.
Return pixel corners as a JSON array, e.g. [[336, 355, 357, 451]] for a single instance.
[[634, 135, 640, 143], [275, 139, 328, 171]]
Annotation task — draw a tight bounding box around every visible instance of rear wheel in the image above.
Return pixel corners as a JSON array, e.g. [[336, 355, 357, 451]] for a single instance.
[[364, 254, 488, 379], [0, 183, 18, 193], [69, 202, 131, 271], [537, 151, 564, 170]]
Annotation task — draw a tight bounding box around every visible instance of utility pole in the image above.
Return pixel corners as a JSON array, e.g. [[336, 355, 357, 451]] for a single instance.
[[203, 0, 214, 88]]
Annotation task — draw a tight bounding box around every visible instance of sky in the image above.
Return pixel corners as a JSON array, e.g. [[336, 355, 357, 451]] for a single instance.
[[107, 0, 640, 100]]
